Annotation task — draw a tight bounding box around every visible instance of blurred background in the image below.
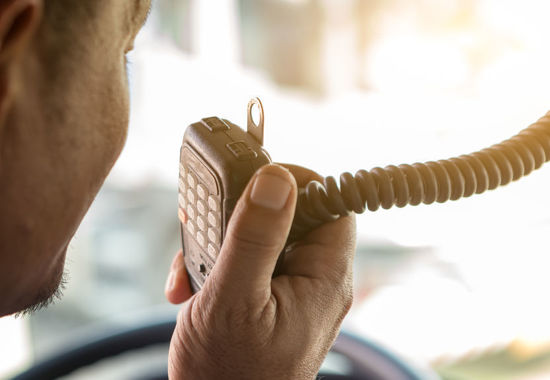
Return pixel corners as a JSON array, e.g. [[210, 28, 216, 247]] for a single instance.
[[3, 0, 550, 379]]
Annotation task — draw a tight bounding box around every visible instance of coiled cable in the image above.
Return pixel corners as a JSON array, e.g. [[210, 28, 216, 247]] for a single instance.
[[290, 111, 550, 239]]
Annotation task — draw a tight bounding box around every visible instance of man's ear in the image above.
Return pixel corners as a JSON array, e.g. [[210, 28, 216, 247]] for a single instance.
[[0, 0, 42, 119], [0, 0, 42, 65]]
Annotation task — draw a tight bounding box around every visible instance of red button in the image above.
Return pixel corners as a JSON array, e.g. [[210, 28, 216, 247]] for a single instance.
[[178, 208, 188, 224]]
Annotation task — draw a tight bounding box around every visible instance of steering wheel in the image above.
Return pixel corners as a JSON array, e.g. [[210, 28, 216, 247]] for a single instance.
[[13, 318, 429, 380]]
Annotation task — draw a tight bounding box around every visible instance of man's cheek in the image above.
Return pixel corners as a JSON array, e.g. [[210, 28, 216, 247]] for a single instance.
[[96, 78, 130, 172]]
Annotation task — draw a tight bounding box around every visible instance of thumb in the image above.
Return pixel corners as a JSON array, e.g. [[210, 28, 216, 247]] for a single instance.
[[208, 164, 297, 304]]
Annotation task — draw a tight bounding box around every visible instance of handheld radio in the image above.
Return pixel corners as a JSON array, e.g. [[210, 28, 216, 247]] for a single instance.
[[178, 98, 550, 292]]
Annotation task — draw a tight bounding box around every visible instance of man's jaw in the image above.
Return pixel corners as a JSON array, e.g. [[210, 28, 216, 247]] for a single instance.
[[1, 243, 69, 317]]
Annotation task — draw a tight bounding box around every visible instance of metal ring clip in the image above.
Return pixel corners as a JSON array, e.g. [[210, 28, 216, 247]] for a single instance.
[[247, 97, 264, 146]]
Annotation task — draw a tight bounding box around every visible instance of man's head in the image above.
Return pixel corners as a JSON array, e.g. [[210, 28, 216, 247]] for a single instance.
[[0, 0, 151, 316]]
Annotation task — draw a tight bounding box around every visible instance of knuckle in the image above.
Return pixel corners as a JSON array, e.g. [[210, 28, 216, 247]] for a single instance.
[[336, 278, 354, 319], [225, 203, 289, 254], [229, 229, 282, 254], [324, 260, 353, 285], [341, 286, 354, 315], [322, 278, 353, 322], [224, 303, 250, 328]]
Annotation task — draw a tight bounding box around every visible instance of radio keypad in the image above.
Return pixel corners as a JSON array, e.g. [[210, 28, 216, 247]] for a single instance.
[[178, 194, 186, 209], [197, 215, 207, 231], [180, 165, 223, 270], [178, 208, 187, 224], [197, 184, 207, 200], [186, 189, 196, 205], [196, 231, 206, 248], [197, 200, 207, 216], [187, 172, 197, 188], [208, 196, 218, 212], [207, 211, 218, 228], [186, 221, 196, 235], [207, 228, 220, 245], [186, 204, 196, 221], [178, 178, 186, 193]]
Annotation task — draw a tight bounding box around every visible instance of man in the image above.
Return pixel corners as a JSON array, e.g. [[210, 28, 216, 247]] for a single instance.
[[0, 1, 356, 379]]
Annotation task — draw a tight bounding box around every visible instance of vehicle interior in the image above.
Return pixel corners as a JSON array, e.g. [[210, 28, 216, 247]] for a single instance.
[[2, 1, 550, 379]]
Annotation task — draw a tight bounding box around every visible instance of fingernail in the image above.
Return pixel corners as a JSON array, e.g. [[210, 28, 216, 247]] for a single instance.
[[165, 271, 175, 293], [250, 173, 292, 210]]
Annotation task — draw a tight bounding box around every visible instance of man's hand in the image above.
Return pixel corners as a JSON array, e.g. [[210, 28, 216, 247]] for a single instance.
[[164, 164, 356, 379]]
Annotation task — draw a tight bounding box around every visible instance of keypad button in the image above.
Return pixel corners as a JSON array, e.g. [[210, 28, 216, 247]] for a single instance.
[[182, 147, 219, 196], [196, 231, 206, 247], [197, 184, 207, 200], [208, 196, 218, 212], [208, 228, 220, 245], [207, 212, 219, 228], [186, 221, 196, 235], [197, 200, 207, 216], [178, 208, 188, 224], [197, 215, 207, 231], [187, 172, 197, 188], [187, 189, 196, 205], [178, 194, 186, 209], [186, 204, 196, 221], [207, 244, 218, 258], [178, 177, 186, 193]]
